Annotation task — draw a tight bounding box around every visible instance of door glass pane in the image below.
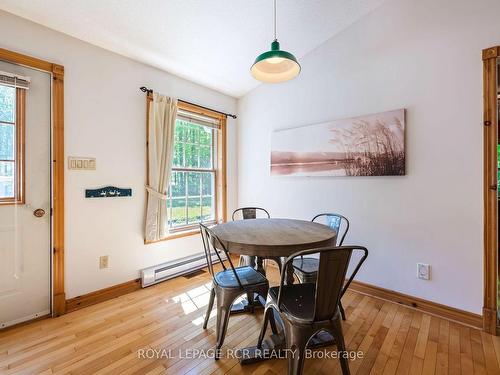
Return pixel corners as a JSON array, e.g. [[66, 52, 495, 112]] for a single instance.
[[0, 161, 14, 198], [0, 124, 15, 160], [0, 85, 15, 123]]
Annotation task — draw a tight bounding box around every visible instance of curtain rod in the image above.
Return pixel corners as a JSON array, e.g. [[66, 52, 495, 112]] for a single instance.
[[140, 86, 237, 119]]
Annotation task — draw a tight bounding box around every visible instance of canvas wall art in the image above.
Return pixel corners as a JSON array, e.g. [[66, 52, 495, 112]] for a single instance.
[[270, 109, 405, 177]]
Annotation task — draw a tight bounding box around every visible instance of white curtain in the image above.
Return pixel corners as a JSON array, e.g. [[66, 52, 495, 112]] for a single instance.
[[145, 92, 178, 242]]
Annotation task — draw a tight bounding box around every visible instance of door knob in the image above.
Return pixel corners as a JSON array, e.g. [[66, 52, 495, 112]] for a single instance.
[[33, 208, 46, 218]]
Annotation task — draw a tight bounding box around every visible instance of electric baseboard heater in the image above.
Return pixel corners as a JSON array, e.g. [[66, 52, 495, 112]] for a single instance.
[[141, 251, 226, 288]]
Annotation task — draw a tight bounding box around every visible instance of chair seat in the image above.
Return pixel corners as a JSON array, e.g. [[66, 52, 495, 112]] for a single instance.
[[214, 266, 267, 288], [269, 283, 316, 322], [292, 257, 319, 275]]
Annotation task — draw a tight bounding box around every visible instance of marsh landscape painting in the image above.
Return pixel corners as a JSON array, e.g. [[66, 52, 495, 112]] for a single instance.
[[271, 109, 405, 177]]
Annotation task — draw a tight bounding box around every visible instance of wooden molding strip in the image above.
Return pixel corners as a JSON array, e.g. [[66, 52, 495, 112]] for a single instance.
[[66, 256, 239, 313], [265, 260, 482, 328], [65, 259, 482, 331], [0, 47, 54, 71], [349, 280, 482, 329], [52, 62, 65, 316], [482, 46, 499, 334], [483, 46, 500, 60], [66, 279, 141, 313]]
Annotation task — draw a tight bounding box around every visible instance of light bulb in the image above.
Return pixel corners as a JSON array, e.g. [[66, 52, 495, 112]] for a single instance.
[[266, 57, 285, 64]]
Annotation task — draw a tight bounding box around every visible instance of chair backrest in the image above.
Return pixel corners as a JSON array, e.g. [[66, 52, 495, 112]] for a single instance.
[[279, 246, 368, 322], [232, 207, 270, 221], [199, 223, 243, 288], [312, 213, 349, 245]]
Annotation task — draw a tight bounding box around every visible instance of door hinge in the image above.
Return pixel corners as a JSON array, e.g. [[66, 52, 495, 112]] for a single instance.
[[484, 120, 492, 126]]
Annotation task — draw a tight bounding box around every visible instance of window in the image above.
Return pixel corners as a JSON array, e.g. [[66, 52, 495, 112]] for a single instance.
[[0, 85, 24, 204], [166, 103, 226, 234]]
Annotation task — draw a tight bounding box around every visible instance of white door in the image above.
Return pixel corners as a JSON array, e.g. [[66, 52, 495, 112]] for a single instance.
[[0, 61, 51, 329]]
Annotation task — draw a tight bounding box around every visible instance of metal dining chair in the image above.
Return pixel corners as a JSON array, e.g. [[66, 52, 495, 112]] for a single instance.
[[232, 207, 271, 268], [232, 207, 271, 221], [200, 223, 269, 359], [258, 246, 368, 375], [292, 213, 365, 320]]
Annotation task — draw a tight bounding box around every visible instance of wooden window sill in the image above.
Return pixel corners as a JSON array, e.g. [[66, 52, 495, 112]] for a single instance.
[[144, 228, 200, 244]]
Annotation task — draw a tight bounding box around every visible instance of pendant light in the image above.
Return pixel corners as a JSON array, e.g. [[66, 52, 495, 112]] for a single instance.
[[251, 0, 300, 83]]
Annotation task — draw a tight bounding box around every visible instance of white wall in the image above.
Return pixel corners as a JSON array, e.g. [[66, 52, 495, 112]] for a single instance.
[[238, 0, 500, 314], [0, 10, 238, 299]]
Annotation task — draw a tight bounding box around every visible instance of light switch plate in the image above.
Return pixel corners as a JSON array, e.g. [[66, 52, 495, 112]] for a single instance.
[[68, 157, 96, 170]]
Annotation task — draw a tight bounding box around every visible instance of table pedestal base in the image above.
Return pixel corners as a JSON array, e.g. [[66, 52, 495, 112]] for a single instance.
[[230, 294, 265, 314]]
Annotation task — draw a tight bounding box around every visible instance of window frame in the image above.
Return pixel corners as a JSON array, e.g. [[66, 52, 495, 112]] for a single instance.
[[145, 97, 227, 243], [167, 123, 217, 232], [0, 87, 25, 205]]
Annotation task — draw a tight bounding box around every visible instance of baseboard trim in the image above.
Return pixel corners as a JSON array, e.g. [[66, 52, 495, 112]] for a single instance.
[[65, 257, 238, 314], [349, 280, 482, 329], [63, 264, 483, 330], [66, 278, 141, 313], [267, 261, 482, 328]]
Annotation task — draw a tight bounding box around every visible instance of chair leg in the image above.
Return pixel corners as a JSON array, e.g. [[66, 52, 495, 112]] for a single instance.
[[339, 301, 346, 321], [257, 308, 272, 348], [260, 287, 279, 335], [269, 308, 279, 334], [332, 317, 350, 375], [203, 287, 216, 329], [215, 304, 231, 360], [284, 325, 309, 375]]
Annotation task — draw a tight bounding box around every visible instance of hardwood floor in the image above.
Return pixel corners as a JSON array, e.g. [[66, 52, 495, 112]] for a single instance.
[[1, 266, 499, 375]]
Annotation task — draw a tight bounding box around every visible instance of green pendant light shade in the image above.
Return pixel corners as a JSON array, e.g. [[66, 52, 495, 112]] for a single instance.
[[251, 40, 301, 83], [251, 0, 300, 83]]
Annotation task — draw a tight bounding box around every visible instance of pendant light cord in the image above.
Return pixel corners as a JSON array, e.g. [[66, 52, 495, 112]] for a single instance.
[[274, 0, 277, 41]]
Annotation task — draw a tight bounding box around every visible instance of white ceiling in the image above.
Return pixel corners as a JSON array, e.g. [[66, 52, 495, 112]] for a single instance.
[[0, 0, 386, 97]]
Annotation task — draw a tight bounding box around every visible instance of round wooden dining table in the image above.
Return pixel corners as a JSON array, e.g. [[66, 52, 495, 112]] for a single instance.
[[211, 218, 337, 287]]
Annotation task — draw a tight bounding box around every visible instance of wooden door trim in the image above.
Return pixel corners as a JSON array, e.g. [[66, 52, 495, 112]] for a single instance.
[[0, 47, 65, 316], [482, 46, 498, 334]]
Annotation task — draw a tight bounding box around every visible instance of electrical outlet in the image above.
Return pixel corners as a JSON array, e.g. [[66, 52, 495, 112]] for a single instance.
[[99, 255, 109, 269], [417, 263, 430, 280]]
